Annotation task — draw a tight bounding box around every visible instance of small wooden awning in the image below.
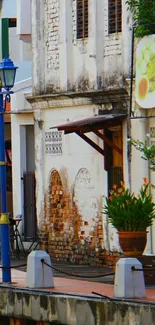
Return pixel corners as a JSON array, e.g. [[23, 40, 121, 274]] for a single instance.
[[50, 113, 127, 157]]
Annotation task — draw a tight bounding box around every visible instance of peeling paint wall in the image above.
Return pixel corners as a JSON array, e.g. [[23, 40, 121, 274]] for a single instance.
[[73, 168, 100, 241], [30, 0, 131, 263], [41, 168, 104, 264], [32, 0, 132, 95], [38, 104, 107, 264], [30, 99, 129, 264]]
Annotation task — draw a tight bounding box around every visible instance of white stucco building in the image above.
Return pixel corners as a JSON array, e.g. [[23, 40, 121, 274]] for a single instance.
[[12, 0, 155, 263], [0, 0, 32, 217]]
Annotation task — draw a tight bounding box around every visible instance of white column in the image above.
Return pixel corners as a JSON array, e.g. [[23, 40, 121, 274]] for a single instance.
[[34, 109, 45, 228], [31, 0, 45, 94], [59, 0, 73, 90], [87, 0, 97, 87]]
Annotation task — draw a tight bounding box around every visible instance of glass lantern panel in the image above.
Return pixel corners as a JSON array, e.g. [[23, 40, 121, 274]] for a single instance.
[[4, 69, 16, 89], [0, 70, 5, 88]]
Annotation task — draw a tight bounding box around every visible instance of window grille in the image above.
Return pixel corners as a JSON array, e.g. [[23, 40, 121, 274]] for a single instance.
[[77, 0, 88, 39], [108, 0, 122, 34], [45, 131, 63, 156]]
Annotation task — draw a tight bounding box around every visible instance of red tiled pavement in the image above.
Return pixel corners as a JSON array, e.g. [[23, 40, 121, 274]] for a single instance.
[[0, 269, 155, 303]]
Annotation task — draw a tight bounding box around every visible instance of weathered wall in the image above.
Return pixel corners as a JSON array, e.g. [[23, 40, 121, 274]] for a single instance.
[[40, 169, 104, 264], [32, 0, 132, 95], [26, 94, 129, 264], [29, 0, 131, 262], [37, 103, 106, 264], [0, 288, 155, 325]]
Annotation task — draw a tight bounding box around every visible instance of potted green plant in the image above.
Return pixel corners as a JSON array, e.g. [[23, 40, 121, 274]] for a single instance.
[[104, 178, 155, 257]]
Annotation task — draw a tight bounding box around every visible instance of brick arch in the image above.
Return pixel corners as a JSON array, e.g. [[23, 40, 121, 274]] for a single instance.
[[49, 169, 64, 233], [42, 168, 104, 264], [47, 169, 74, 259]]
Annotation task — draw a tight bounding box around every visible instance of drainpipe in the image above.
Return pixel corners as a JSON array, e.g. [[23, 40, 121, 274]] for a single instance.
[[148, 127, 153, 253], [148, 161, 153, 254], [129, 25, 135, 118], [128, 25, 135, 191]]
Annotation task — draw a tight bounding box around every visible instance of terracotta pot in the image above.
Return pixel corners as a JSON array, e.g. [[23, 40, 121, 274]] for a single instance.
[[118, 231, 148, 257]]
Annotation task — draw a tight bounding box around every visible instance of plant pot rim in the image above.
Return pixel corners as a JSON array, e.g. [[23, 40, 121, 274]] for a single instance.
[[117, 230, 148, 234]]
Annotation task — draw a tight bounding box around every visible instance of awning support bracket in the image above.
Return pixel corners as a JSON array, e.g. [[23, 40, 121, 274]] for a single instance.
[[93, 130, 123, 156], [76, 131, 104, 156]]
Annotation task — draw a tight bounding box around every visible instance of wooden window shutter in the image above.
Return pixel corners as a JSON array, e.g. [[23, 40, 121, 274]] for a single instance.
[[77, 0, 88, 39], [108, 0, 122, 34]]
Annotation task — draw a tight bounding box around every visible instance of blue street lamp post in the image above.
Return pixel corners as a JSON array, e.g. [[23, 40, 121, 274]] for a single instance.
[[0, 58, 18, 282]]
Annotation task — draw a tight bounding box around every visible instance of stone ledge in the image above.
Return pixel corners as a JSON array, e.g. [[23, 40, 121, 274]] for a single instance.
[[26, 88, 129, 110], [0, 287, 155, 324]]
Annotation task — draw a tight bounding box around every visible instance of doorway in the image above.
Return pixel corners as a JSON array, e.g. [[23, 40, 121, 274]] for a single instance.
[[22, 125, 36, 240], [104, 126, 123, 194]]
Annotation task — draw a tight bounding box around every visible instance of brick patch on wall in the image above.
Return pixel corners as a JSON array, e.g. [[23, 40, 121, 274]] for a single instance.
[[45, 0, 60, 71], [105, 251, 124, 267], [40, 169, 106, 265]]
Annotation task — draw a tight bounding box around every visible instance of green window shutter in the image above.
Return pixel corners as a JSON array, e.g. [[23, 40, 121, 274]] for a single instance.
[[1, 18, 9, 59]]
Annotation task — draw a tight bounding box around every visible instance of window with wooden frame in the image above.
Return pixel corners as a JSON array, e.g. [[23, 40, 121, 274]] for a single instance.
[[108, 0, 122, 34], [76, 0, 88, 39]]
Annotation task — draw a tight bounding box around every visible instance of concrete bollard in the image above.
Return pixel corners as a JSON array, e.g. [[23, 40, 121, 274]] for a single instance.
[[26, 250, 54, 288], [114, 258, 146, 298]]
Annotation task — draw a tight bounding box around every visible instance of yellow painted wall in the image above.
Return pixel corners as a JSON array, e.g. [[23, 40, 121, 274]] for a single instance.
[[113, 130, 123, 168]]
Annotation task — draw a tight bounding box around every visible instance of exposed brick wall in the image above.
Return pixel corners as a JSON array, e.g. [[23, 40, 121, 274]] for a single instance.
[[72, 0, 76, 45], [40, 169, 106, 265], [105, 251, 123, 267], [45, 0, 60, 71]]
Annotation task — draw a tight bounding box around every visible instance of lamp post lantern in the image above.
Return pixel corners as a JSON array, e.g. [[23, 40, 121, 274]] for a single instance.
[[0, 57, 18, 283]]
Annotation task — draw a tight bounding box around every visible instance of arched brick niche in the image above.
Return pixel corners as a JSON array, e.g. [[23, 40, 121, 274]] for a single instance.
[[49, 169, 64, 233], [47, 169, 74, 260], [41, 168, 104, 265]]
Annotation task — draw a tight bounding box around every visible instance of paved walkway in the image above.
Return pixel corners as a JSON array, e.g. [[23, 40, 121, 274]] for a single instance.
[[0, 258, 154, 303], [9, 258, 114, 284], [0, 267, 155, 303]]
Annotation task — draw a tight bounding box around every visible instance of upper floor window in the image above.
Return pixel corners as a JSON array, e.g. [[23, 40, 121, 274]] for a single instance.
[[9, 18, 17, 28], [76, 0, 88, 39], [108, 0, 122, 34]]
